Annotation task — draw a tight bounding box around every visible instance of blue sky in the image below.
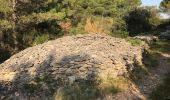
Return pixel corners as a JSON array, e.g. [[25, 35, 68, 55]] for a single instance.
[[142, 0, 162, 6]]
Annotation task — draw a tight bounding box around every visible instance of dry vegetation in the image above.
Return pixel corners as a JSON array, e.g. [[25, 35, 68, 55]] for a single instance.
[[84, 18, 108, 34]]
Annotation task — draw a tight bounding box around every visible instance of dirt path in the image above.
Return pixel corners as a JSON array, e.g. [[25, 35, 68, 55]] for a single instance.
[[136, 53, 170, 99], [111, 53, 170, 100]]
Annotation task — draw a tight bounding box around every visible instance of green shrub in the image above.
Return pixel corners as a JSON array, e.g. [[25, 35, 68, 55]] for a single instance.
[[53, 77, 126, 100], [19, 29, 38, 47], [111, 31, 129, 38], [69, 26, 85, 35], [33, 34, 50, 46], [126, 7, 161, 36], [150, 40, 170, 53], [127, 38, 143, 46]]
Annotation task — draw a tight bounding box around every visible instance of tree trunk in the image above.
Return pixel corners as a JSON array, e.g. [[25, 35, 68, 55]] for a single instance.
[[0, 30, 4, 47], [11, 0, 18, 50]]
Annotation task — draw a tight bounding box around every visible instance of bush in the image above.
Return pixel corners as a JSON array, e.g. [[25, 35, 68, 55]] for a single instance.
[[127, 38, 143, 46], [54, 77, 129, 100], [19, 29, 38, 48], [111, 31, 129, 38], [126, 6, 161, 36], [33, 34, 50, 46], [69, 22, 85, 35]]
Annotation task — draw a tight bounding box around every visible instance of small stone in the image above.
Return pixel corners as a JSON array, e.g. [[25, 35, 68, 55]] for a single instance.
[[69, 61, 75, 64], [79, 67, 86, 72], [68, 76, 76, 84], [15, 92, 19, 97], [1, 96, 5, 99], [66, 68, 72, 74]]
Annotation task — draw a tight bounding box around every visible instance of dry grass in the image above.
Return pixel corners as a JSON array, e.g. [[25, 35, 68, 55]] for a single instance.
[[53, 76, 130, 100], [59, 21, 72, 35], [84, 18, 106, 34], [100, 76, 130, 91]]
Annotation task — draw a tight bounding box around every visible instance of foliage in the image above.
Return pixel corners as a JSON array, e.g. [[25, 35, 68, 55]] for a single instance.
[[111, 31, 129, 38], [59, 21, 72, 35], [0, 0, 12, 13], [0, 20, 12, 29], [127, 38, 143, 46], [54, 77, 129, 100], [157, 19, 170, 30], [160, 0, 170, 15], [19, 12, 66, 24], [69, 26, 85, 35], [150, 40, 170, 53], [0, 0, 141, 57], [18, 29, 38, 47], [125, 6, 161, 36], [33, 34, 50, 46]]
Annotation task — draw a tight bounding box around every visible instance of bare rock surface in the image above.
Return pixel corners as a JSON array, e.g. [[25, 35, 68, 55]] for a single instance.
[[159, 31, 170, 40], [134, 35, 159, 43], [0, 33, 143, 99]]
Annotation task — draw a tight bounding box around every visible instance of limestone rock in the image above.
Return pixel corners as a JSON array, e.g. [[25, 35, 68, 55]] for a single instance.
[[159, 31, 170, 40], [134, 35, 159, 43], [0, 33, 143, 99]]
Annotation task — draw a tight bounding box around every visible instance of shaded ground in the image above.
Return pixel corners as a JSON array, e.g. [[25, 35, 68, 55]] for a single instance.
[[150, 73, 170, 100], [148, 40, 170, 100], [111, 39, 170, 100], [137, 53, 170, 99], [135, 40, 170, 100]]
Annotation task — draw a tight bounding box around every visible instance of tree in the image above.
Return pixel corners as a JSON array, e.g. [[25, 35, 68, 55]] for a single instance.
[[0, 0, 141, 51], [61, 0, 141, 35], [160, 0, 170, 15], [0, 0, 66, 50], [126, 6, 161, 36]]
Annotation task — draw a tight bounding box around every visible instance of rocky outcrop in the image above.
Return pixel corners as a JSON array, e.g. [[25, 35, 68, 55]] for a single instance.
[[134, 35, 159, 43], [159, 31, 170, 40], [0, 34, 143, 99]]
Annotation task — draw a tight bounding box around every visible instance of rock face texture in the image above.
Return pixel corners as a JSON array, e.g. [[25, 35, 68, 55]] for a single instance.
[[159, 31, 170, 40], [0, 34, 143, 99], [134, 35, 158, 43]]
